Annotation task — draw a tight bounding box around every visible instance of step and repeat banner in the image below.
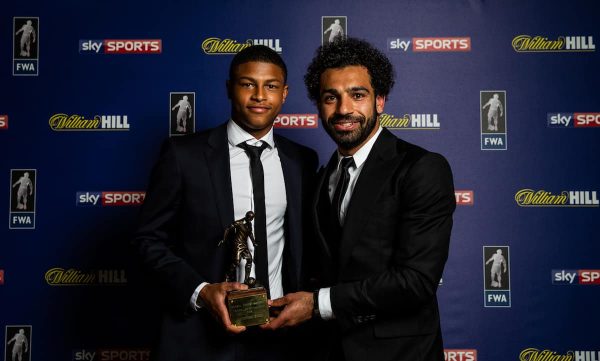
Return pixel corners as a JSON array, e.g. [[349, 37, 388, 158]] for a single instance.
[[1, 0, 599, 360]]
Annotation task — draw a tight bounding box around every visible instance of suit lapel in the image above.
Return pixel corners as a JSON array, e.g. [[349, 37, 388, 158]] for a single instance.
[[205, 123, 235, 230], [274, 135, 304, 285], [312, 152, 338, 261], [338, 129, 406, 271]]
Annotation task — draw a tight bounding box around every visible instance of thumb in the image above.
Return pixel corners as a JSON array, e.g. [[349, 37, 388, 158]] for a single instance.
[[227, 282, 249, 291]]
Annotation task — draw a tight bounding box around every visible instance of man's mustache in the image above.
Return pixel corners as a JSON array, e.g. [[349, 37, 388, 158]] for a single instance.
[[328, 114, 365, 124]]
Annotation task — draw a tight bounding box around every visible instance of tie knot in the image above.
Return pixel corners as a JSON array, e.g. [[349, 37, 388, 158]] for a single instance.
[[238, 141, 269, 160], [340, 156, 354, 171]]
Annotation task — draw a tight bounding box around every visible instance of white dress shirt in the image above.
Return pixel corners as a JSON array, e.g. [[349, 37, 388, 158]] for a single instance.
[[191, 120, 287, 309], [319, 126, 383, 320]]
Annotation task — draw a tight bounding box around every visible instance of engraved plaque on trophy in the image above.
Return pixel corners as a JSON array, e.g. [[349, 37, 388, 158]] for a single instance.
[[218, 211, 269, 327]]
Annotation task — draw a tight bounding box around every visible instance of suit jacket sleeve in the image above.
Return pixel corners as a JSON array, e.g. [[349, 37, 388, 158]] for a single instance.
[[132, 138, 204, 315], [330, 152, 455, 329]]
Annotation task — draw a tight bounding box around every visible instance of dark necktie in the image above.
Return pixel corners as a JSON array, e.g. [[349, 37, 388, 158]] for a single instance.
[[238, 141, 270, 294], [331, 157, 355, 226]]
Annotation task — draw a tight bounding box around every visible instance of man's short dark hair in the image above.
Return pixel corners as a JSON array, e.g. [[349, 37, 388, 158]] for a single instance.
[[229, 45, 287, 83], [304, 37, 395, 102]]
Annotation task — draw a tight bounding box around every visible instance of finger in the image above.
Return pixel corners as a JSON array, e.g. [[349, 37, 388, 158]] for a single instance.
[[265, 310, 289, 329], [226, 324, 246, 334], [270, 297, 288, 307], [259, 318, 277, 330], [226, 282, 248, 291], [217, 302, 232, 326], [220, 311, 247, 335]]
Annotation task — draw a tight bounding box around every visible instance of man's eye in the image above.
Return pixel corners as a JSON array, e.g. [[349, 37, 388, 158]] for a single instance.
[[241, 83, 254, 88], [323, 95, 336, 103], [267, 84, 279, 90], [353, 93, 365, 99]]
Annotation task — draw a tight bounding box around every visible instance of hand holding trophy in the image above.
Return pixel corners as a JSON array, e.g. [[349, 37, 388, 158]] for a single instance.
[[218, 211, 269, 327]]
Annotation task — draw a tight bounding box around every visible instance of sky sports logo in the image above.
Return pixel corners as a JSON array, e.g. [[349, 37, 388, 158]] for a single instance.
[[455, 190, 474, 206], [72, 348, 150, 361], [273, 114, 318, 128], [552, 269, 600, 285], [388, 37, 471, 52], [76, 191, 145, 206], [547, 113, 600, 127], [444, 350, 477, 361], [79, 39, 162, 54]]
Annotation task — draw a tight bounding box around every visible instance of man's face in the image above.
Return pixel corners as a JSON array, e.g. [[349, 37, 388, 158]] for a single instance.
[[318, 65, 385, 155], [228, 61, 288, 139]]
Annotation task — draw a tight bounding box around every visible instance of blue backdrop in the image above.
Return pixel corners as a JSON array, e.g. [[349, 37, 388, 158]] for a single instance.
[[1, 1, 599, 360]]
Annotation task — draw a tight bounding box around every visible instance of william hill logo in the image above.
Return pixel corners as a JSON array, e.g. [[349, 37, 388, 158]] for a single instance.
[[49, 114, 129, 131], [515, 189, 599, 207], [202, 37, 282, 54], [45, 268, 127, 285], [512, 35, 595, 52], [519, 349, 600, 361], [519, 349, 574, 361], [380, 113, 440, 130]]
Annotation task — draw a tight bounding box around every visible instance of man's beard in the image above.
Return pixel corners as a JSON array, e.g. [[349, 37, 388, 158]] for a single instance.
[[323, 105, 378, 151]]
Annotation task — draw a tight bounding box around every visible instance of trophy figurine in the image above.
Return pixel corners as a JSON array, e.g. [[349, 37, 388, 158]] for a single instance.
[[218, 211, 269, 326]]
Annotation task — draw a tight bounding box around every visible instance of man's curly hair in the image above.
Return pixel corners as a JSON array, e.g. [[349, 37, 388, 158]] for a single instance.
[[304, 37, 395, 102]]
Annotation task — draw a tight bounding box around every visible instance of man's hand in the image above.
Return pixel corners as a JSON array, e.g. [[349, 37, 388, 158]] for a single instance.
[[200, 282, 248, 334], [261, 291, 313, 330]]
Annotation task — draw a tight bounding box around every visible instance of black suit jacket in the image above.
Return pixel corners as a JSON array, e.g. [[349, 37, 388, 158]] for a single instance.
[[133, 123, 318, 361], [310, 128, 455, 361]]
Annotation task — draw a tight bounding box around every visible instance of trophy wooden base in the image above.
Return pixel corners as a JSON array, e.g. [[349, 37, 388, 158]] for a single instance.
[[226, 287, 269, 327]]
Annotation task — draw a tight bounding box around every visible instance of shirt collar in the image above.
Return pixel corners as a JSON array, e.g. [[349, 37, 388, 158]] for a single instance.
[[336, 125, 383, 169], [227, 119, 275, 149]]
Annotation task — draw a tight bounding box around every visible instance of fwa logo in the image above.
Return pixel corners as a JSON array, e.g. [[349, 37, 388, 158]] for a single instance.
[[13, 17, 39, 76], [322, 16, 347, 46], [5, 325, 32, 361], [9, 169, 36, 229], [480, 91, 507, 150], [483, 246, 511, 307]]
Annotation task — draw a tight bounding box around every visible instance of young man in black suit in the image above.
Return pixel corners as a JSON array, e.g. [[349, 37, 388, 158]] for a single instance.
[[264, 38, 455, 361], [133, 45, 318, 361]]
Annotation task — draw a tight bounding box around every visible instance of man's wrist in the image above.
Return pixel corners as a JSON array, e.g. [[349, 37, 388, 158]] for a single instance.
[[312, 289, 320, 319], [191, 282, 209, 310]]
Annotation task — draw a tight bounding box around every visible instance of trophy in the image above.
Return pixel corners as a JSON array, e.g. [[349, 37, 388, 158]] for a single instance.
[[218, 211, 269, 327]]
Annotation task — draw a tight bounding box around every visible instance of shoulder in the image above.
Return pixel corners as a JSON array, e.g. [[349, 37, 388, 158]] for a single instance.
[[163, 124, 224, 153], [274, 133, 318, 164], [378, 130, 453, 188], [383, 130, 450, 171]]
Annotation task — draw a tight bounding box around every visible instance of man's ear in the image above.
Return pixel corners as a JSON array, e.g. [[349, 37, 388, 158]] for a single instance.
[[376, 95, 386, 114], [282, 84, 289, 103]]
